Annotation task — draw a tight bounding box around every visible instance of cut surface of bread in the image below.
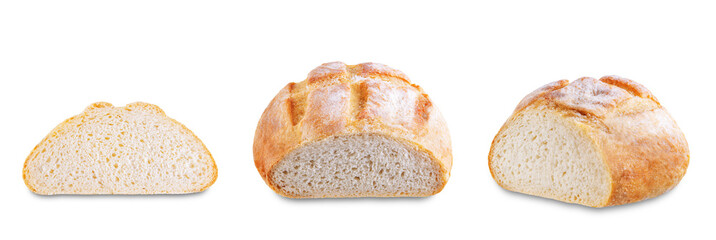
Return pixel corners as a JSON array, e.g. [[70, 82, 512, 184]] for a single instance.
[[489, 76, 689, 207], [23, 102, 217, 195], [254, 62, 452, 198], [270, 133, 443, 198], [490, 105, 610, 206]]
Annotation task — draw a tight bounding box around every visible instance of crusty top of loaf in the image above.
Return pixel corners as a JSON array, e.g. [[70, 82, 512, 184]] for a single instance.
[[516, 76, 660, 117], [254, 62, 452, 182]]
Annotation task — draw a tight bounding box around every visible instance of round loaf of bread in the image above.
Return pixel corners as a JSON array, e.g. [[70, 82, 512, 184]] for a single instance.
[[253, 62, 452, 198], [489, 76, 689, 207]]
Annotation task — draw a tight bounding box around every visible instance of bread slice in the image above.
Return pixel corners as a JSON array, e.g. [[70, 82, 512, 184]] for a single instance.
[[254, 62, 452, 198], [489, 76, 689, 207], [23, 102, 218, 195]]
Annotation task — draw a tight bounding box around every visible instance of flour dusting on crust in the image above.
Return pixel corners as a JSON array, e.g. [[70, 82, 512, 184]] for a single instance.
[[516, 76, 660, 117], [515, 80, 569, 112], [307, 62, 348, 83], [548, 77, 631, 116]]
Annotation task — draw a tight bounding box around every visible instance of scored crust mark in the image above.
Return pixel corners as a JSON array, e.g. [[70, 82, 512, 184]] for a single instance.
[[285, 62, 432, 131], [300, 83, 351, 140], [599, 75, 659, 103], [515, 80, 569, 112], [415, 93, 433, 124], [355, 62, 410, 82], [307, 62, 410, 85], [307, 62, 349, 84], [291, 62, 410, 126], [547, 77, 632, 117], [357, 79, 432, 132], [352, 80, 369, 120], [287, 83, 307, 126], [516, 76, 661, 117]]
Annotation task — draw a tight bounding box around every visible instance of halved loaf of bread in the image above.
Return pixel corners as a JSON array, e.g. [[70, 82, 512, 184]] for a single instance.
[[489, 76, 689, 207], [23, 102, 217, 195], [254, 62, 452, 198]]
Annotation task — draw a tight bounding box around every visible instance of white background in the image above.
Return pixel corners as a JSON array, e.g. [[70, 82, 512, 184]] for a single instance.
[[1, 1, 714, 239]]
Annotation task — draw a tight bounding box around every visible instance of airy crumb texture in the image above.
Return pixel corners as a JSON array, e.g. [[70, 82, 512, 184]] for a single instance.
[[269, 133, 443, 198], [23, 102, 217, 195], [490, 106, 610, 207]]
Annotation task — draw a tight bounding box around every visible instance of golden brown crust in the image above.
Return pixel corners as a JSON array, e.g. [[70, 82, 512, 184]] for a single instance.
[[598, 108, 688, 206], [253, 62, 452, 197], [514, 79, 569, 112], [23, 102, 218, 194], [490, 76, 689, 207]]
